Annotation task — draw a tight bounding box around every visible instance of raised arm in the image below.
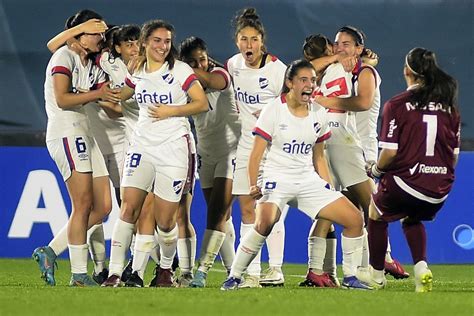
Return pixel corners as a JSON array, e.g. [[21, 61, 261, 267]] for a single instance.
[[193, 68, 227, 90]]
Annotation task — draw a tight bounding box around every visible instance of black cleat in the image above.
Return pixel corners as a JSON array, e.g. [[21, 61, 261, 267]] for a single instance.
[[125, 271, 144, 288], [121, 257, 133, 282]]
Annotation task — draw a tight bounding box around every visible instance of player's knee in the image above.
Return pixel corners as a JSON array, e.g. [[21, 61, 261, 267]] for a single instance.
[[120, 201, 141, 223], [401, 217, 421, 227], [72, 192, 93, 214], [254, 217, 276, 236]]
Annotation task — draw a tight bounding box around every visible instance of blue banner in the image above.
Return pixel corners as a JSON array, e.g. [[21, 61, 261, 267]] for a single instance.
[[1, 147, 472, 264]]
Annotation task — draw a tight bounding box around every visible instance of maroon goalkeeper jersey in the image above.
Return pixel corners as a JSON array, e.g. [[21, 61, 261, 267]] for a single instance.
[[379, 89, 461, 200]]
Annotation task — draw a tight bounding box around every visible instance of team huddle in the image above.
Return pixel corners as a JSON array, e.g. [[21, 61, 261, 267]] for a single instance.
[[33, 7, 461, 293]]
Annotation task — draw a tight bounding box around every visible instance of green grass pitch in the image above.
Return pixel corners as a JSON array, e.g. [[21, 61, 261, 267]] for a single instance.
[[0, 259, 472, 315]]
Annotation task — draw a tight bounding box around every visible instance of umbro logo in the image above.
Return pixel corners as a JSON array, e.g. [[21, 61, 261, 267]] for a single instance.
[[279, 124, 288, 130]]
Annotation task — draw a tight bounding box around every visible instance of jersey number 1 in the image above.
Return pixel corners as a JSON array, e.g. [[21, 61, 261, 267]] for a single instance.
[[422, 114, 437, 156]]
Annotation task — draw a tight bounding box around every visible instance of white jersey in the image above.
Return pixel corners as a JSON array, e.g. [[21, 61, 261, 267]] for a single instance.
[[253, 95, 331, 181], [44, 46, 105, 141], [99, 51, 139, 141], [354, 64, 381, 161], [316, 63, 361, 148], [192, 67, 240, 157], [125, 60, 197, 147], [226, 53, 286, 157]]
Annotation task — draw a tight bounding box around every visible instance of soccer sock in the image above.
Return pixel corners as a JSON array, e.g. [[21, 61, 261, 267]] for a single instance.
[[402, 221, 427, 264], [373, 268, 385, 283], [198, 229, 226, 273], [414, 260, 429, 276], [240, 223, 262, 276], [266, 205, 287, 270], [109, 219, 135, 276], [361, 228, 370, 268], [230, 228, 266, 279], [68, 243, 89, 274], [131, 234, 154, 279], [323, 231, 337, 277], [130, 233, 136, 258], [368, 219, 388, 271], [156, 225, 178, 270], [385, 238, 393, 263], [219, 217, 236, 271], [87, 223, 106, 274], [150, 230, 160, 265], [48, 223, 68, 257], [308, 236, 326, 274], [177, 236, 196, 274], [341, 234, 363, 277]]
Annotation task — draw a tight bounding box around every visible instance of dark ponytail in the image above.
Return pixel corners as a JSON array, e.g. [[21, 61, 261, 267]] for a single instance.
[[232, 7, 266, 52], [406, 47, 458, 113]]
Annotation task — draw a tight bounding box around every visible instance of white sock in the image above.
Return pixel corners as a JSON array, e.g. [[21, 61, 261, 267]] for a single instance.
[[308, 236, 326, 273], [230, 228, 266, 279], [240, 223, 261, 276], [341, 234, 364, 278], [219, 217, 236, 271], [414, 260, 429, 276], [373, 267, 385, 282], [266, 205, 287, 270], [109, 219, 135, 276], [87, 223, 106, 274], [156, 225, 178, 269], [130, 234, 136, 258], [150, 230, 160, 265], [198, 229, 226, 273], [323, 238, 337, 277], [177, 236, 196, 274], [68, 243, 89, 274], [361, 228, 369, 268], [132, 234, 155, 279], [385, 237, 393, 262], [48, 223, 68, 256]]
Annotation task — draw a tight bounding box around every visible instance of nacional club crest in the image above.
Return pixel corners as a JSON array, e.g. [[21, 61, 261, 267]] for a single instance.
[[259, 77, 269, 89], [162, 73, 174, 84]]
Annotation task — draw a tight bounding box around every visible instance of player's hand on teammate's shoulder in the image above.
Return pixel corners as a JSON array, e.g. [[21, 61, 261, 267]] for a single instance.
[[249, 185, 262, 200]]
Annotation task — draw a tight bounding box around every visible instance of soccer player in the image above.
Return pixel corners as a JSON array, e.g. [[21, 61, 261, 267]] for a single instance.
[[32, 9, 121, 286], [221, 60, 369, 290], [360, 47, 460, 292], [177, 36, 240, 287], [315, 26, 408, 280], [102, 19, 208, 288], [226, 7, 288, 287]]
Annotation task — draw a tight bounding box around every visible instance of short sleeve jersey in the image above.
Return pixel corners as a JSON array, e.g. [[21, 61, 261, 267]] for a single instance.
[[99, 51, 139, 141], [354, 64, 382, 160], [379, 89, 461, 198], [226, 53, 286, 156], [316, 63, 360, 147], [192, 67, 241, 156], [44, 46, 105, 141], [125, 60, 198, 146], [252, 95, 331, 181]]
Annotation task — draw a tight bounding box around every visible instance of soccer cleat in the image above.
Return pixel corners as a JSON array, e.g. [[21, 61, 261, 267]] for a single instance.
[[385, 259, 410, 279], [153, 267, 175, 287], [415, 269, 433, 293], [125, 271, 144, 288], [32, 246, 57, 286], [121, 257, 133, 282], [189, 270, 207, 288], [176, 272, 193, 288], [356, 267, 387, 290], [260, 267, 285, 287], [328, 274, 340, 287], [238, 275, 262, 288], [69, 273, 98, 287], [149, 264, 160, 287], [220, 277, 242, 291], [92, 268, 109, 285], [101, 274, 121, 287], [341, 276, 374, 290], [299, 270, 337, 288]]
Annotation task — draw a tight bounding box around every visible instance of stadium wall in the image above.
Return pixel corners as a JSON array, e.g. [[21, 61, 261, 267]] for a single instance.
[[1, 147, 472, 264]]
